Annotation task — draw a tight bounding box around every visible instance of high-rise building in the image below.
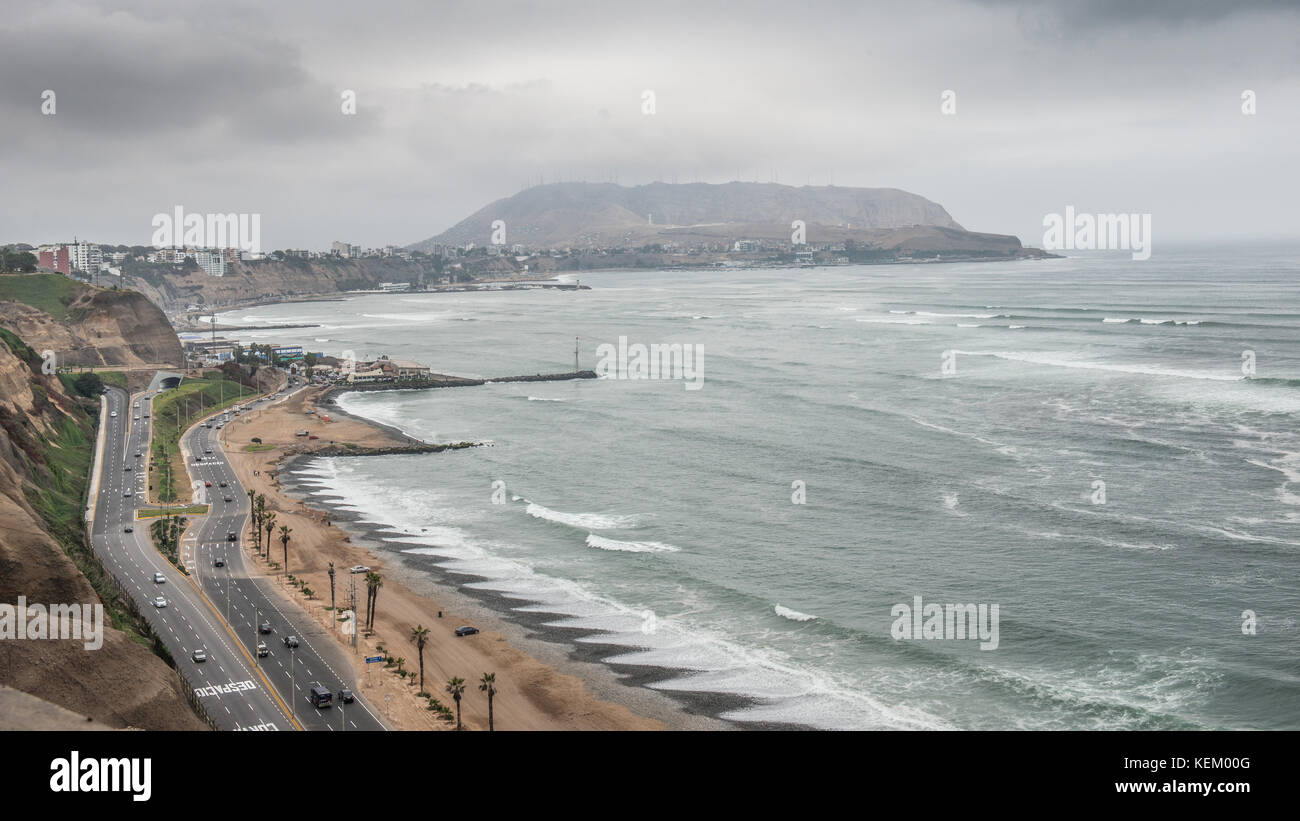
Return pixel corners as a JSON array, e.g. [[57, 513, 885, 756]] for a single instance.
[[38, 246, 71, 274], [68, 241, 102, 274]]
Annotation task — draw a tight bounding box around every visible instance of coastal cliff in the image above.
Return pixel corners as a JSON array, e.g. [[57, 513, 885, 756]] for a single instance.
[[0, 328, 205, 729], [0, 274, 183, 367]]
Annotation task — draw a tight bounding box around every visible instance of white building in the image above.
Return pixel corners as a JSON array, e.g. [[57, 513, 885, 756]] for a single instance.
[[193, 249, 225, 277], [68, 242, 102, 274]]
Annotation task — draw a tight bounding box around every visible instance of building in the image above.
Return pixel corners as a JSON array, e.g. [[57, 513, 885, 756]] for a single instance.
[[379, 281, 410, 292], [38, 247, 71, 275], [193, 249, 225, 277], [733, 240, 760, 252], [68, 242, 102, 274], [331, 241, 350, 257], [383, 359, 431, 380], [346, 367, 387, 383]]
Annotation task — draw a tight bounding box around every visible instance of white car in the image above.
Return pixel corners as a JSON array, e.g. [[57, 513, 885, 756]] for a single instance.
[[110, 411, 118, 418], [152, 596, 167, 608], [191, 649, 207, 663], [153, 572, 166, 584], [349, 565, 370, 574]]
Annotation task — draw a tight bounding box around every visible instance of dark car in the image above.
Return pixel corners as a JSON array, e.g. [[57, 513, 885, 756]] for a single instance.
[[259, 621, 272, 634], [226, 531, 237, 542], [283, 635, 300, 648], [309, 685, 332, 708], [338, 688, 354, 704], [218, 481, 228, 488], [454, 626, 479, 637], [223, 496, 233, 503], [123, 525, 133, 533]]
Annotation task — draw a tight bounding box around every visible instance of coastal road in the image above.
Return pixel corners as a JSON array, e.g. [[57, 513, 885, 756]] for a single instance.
[[179, 387, 386, 731], [89, 388, 295, 731]]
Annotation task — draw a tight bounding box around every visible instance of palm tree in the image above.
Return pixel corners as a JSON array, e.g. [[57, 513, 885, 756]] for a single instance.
[[255, 494, 266, 553], [263, 512, 277, 563], [445, 676, 466, 730], [365, 572, 383, 632], [479, 673, 497, 732], [278, 524, 293, 574], [412, 625, 430, 694]]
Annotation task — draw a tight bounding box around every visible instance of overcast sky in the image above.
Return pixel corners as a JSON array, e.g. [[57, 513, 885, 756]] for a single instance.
[[2, 0, 1297, 249]]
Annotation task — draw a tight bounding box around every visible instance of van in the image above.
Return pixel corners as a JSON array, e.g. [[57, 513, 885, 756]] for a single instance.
[[309, 685, 333, 708]]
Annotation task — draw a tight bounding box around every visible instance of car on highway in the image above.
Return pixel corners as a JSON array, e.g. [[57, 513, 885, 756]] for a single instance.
[[259, 620, 272, 634], [223, 496, 233, 503], [152, 596, 167, 608], [124, 525, 133, 533], [349, 565, 370, 574], [309, 685, 333, 708], [153, 572, 165, 584], [124, 465, 132, 472], [256, 642, 269, 657], [216, 424, 223, 429], [218, 481, 228, 487], [204, 480, 211, 487], [283, 635, 300, 648], [227, 531, 237, 542], [123, 490, 133, 497], [143, 412, 149, 418], [455, 626, 479, 637], [133, 415, 139, 420], [214, 557, 225, 568], [338, 688, 354, 704], [191, 649, 207, 663], [204, 448, 212, 454], [110, 411, 117, 417], [134, 451, 142, 458]]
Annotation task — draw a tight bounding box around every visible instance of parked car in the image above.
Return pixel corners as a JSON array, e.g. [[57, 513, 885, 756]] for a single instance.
[[454, 626, 479, 637], [349, 565, 370, 574], [191, 649, 207, 663], [152, 596, 167, 608], [153, 572, 165, 584], [283, 635, 300, 648]]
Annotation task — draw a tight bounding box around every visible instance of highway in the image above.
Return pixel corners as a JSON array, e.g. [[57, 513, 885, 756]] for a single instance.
[[180, 387, 386, 731], [89, 388, 294, 731]]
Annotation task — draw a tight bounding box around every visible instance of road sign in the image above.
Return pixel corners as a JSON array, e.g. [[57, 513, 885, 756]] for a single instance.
[[365, 656, 383, 664]]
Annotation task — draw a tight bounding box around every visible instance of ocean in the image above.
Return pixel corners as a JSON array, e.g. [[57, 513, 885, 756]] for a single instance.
[[218, 246, 1300, 730]]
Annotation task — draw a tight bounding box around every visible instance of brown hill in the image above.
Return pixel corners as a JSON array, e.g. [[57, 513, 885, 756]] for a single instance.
[[411, 181, 970, 250]]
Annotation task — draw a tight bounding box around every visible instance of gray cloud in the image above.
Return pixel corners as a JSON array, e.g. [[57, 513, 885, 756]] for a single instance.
[[2, 0, 1297, 248]]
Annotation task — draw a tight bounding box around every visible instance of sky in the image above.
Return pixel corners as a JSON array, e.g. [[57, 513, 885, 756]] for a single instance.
[[1, 0, 1297, 250]]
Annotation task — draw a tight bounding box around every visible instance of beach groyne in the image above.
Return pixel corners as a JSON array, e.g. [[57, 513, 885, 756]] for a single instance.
[[320, 369, 596, 398]]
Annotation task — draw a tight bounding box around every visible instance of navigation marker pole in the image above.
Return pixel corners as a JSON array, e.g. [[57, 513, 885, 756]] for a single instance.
[[574, 336, 579, 373]]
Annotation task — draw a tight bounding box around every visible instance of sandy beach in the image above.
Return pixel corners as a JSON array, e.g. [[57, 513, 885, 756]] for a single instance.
[[216, 384, 668, 731]]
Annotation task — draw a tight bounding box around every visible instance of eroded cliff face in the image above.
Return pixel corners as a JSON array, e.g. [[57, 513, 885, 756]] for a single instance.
[[0, 281, 183, 368], [0, 337, 205, 729], [134, 257, 438, 312]]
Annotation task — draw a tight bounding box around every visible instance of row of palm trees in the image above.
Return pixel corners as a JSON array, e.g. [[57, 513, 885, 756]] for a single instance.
[[412, 624, 498, 731], [247, 489, 292, 573]]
